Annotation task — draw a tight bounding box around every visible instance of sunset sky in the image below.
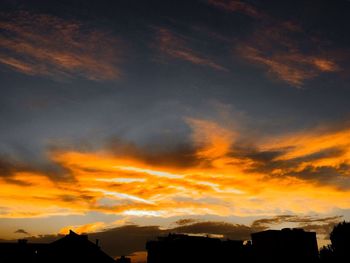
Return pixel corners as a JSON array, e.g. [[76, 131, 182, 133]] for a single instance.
[[1, 0, 350, 260]]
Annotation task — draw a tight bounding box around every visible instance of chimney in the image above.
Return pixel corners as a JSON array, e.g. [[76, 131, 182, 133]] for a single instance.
[[96, 239, 100, 247]]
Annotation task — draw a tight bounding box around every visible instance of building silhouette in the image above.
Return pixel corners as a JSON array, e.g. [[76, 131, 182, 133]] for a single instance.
[[0, 230, 115, 263], [0, 227, 323, 263], [146, 233, 245, 263], [146, 229, 319, 263], [0, 239, 48, 263], [251, 228, 319, 263]]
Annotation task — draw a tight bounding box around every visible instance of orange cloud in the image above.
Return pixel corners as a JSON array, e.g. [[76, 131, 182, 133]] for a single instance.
[[237, 19, 340, 86], [208, 0, 340, 86], [0, 11, 122, 80], [238, 46, 339, 86], [1, 118, 350, 220], [155, 28, 227, 71], [187, 118, 235, 160], [59, 222, 107, 235]]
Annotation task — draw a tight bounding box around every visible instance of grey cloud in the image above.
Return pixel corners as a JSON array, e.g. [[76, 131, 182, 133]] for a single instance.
[[108, 138, 200, 169], [174, 218, 199, 226], [251, 215, 343, 236], [14, 229, 30, 235], [229, 145, 350, 188], [171, 221, 257, 240], [0, 154, 72, 183]]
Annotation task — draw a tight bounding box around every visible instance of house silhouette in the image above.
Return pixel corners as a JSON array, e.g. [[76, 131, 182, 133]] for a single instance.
[[0, 239, 48, 263], [0, 230, 116, 263]]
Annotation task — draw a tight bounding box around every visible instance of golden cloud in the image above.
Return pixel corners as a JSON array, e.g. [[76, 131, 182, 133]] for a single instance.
[[0, 119, 350, 219]]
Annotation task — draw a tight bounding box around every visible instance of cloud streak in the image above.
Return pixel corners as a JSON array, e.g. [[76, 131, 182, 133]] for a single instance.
[[237, 35, 339, 87], [208, 0, 340, 86], [155, 28, 227, 71], [0, 11, 122, 80], [207, 0, 267, 19]]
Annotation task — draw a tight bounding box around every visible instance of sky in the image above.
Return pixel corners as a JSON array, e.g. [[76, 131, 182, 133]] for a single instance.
[[1, 0, 350, 260]]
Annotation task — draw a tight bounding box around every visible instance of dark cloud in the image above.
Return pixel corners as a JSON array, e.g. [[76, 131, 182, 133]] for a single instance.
[[171, 221, 256, 240], [251, 215, 342, 228], [108, 138, 200, 168], [174, 218, 199, 226], [27, 234, 64, 244], [58, 194, 95, 203], [14, 229, 30, 235], [229, 145, 350, 188], [0, 154, 72, 183], [0, 157, 18, 178], [300, 223, 339, 238], [289, 164, 350, 184], [251, 215, 343, 238]]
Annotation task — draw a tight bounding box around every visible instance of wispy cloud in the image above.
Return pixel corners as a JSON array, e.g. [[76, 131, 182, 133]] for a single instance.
[[155, 28, 227, 71], [251, 215, 342, 231], [0, 11, 122, 80], [236, 26, 339, 86], [208, 0, 340, 86], [207, 0, 266, 19]]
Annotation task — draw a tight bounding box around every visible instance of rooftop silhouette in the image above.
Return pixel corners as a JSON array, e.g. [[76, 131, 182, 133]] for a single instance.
[[0, 230, 115, 263]]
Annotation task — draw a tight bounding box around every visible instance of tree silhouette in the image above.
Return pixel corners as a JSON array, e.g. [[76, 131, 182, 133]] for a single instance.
[[320, 221, 350, 262]]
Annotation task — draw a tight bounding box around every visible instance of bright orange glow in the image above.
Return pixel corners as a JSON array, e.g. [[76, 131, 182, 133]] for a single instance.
[[59, 222, 106, 235], [1, 119, 350, 220]]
